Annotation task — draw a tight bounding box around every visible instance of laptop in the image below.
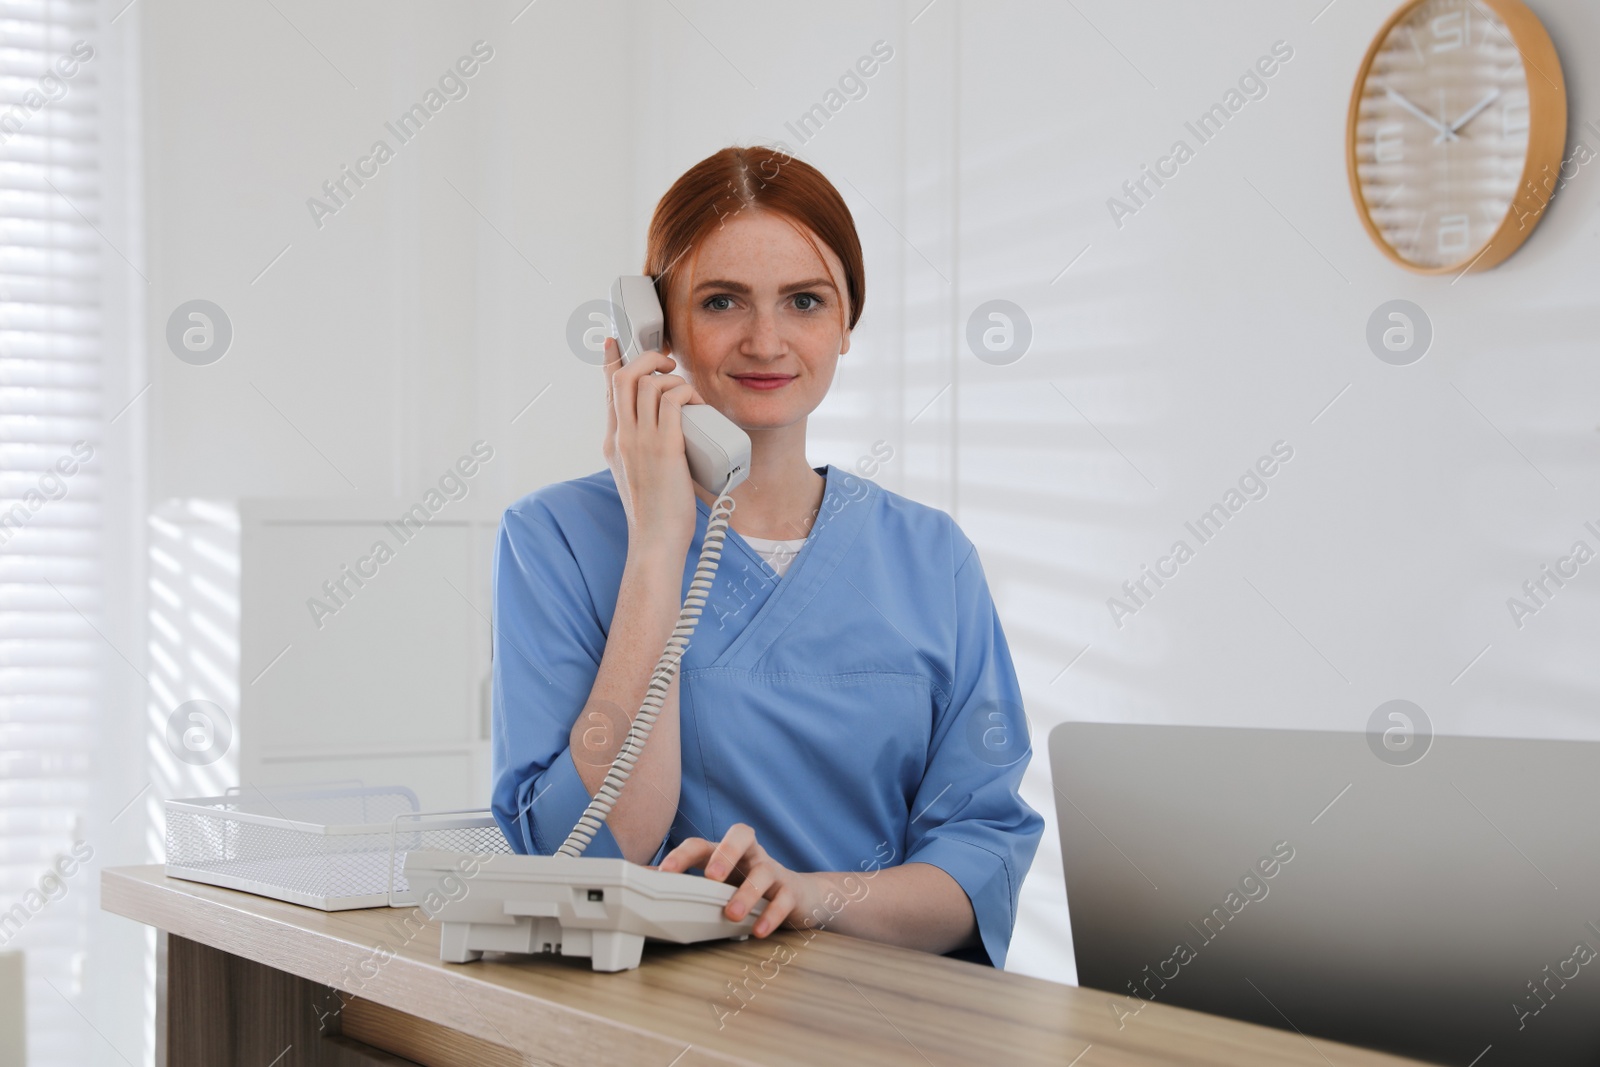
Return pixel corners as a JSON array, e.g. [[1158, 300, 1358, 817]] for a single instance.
[[1050, 722, 1600, 1066]]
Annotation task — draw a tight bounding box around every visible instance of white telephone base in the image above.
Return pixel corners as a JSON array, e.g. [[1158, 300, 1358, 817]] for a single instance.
[[404, 851, 764, 972]]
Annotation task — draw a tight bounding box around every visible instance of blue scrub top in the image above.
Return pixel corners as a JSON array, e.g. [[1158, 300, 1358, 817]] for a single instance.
[[489, 463, 1044, 968]]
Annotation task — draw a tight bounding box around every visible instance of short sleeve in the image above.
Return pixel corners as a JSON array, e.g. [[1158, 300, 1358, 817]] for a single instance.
[[903, 542, 1044, 970], [488, 503, 670, 864]]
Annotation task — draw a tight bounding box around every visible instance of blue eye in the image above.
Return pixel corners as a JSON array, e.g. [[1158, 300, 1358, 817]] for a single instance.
[[704, 295, 734, 311], [794, 293, 824, 311]]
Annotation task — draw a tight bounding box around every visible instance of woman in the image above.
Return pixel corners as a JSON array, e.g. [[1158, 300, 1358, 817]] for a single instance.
[[490, 146, 1043, 968]]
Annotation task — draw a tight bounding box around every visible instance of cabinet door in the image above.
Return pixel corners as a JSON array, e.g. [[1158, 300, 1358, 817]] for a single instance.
[[240, 501, 499, 810]]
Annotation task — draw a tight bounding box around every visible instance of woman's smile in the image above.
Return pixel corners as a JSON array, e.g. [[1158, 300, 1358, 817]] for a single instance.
[[730, 372, 797, 391]]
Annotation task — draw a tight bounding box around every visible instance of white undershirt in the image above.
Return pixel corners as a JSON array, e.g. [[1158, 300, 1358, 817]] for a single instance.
[[740, 533, 809, 578]]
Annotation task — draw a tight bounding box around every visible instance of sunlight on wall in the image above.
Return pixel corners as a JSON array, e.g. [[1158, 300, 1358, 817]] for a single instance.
[[144, 499, 240, 1061]]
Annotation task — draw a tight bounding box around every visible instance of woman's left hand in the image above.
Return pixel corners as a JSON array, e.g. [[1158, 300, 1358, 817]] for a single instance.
[[652, 823, 823, 937]]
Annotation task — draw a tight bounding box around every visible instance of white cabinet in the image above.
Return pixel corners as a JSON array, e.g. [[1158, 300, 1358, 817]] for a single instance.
[[239, 500, 502, 811]]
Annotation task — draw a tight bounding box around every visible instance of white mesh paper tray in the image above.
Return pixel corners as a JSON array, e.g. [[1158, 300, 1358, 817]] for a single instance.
[[163, 784, 511, 911]]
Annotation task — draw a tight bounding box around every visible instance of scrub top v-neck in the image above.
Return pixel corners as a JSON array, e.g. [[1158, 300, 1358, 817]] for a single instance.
[[488, 463, 1044, 968]]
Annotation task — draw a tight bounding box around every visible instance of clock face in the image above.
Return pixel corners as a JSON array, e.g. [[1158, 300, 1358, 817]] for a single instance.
[[1351, 0, 1533, 270]]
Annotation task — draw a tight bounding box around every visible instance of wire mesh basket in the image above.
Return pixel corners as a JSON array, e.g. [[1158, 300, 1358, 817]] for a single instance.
[[164, 784, 512, 910]]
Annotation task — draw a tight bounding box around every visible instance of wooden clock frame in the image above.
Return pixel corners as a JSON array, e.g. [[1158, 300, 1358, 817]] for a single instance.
[[1345, 0, 1568, 275]]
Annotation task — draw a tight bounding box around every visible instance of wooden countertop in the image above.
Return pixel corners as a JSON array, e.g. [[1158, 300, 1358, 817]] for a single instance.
[[103, 865, 1434, 1067]]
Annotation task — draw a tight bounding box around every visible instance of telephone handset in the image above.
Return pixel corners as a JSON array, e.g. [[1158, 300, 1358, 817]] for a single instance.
[[610, 275, 751, 496]]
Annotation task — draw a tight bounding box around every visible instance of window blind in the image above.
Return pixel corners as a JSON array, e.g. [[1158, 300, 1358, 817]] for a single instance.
[[0, 1, 102, 1063]]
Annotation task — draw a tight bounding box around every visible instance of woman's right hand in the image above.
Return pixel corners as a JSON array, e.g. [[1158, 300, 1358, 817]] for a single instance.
[[602, 335, 703, 560]]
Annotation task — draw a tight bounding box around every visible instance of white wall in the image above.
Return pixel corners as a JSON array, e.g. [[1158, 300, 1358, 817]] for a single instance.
[[928, 0, 1600, 982], [124, 0, 1600, 1015]]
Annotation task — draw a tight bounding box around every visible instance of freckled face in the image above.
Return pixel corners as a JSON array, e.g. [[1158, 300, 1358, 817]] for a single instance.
[[662, 209, 853, 431]]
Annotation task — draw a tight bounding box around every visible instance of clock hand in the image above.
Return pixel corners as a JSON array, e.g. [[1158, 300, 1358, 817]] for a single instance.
[[1434, 88, 1503, 143], [1385, 87, 1458, 141]]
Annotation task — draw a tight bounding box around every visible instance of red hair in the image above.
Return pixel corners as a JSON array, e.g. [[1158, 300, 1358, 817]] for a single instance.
[[644, 146, 864, 355]]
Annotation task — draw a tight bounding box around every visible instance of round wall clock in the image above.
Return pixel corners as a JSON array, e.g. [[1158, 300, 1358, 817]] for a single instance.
[[1346, 0, 1567, 274]]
